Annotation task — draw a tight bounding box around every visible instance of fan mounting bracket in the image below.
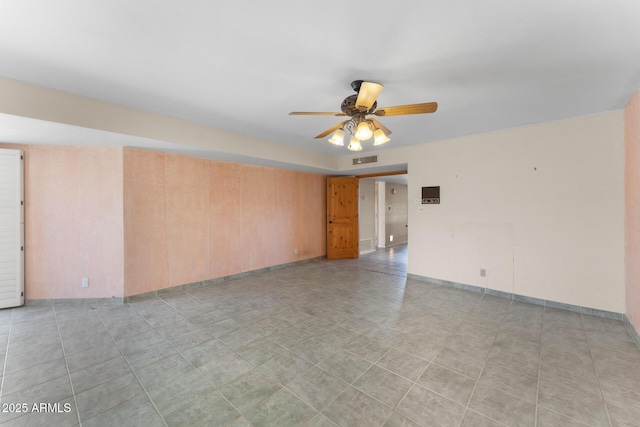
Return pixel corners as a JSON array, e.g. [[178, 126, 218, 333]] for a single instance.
[[351, 80, 364, 92]]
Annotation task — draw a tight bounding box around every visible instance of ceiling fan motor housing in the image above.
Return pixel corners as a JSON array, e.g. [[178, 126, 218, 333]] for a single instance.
[[341, 94, 376, 116]]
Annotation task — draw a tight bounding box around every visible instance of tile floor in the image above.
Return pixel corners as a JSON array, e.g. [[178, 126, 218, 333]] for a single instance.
[[1, 244, 639, 426]]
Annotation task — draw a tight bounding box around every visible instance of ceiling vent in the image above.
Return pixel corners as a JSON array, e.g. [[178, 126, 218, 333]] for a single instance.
[[353, 155, 378, 165]]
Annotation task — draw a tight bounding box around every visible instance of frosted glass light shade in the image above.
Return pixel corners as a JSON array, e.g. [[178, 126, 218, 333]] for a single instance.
[[354, 121, 373, 141], [347, 137, 363, 151], [328, 129, 345, 146], [373, 129, 390, 145]]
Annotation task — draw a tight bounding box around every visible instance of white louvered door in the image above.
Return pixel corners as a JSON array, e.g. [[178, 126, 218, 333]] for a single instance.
[[0, 149, 24, 309]]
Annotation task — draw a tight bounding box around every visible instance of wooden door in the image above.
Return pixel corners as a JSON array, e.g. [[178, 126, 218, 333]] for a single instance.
[[327, 176, 359, 259]]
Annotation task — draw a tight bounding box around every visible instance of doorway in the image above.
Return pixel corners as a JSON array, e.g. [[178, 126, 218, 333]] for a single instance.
[[324, 171, 410, 275], [324, 243, 408, 277], [356, 172, 409, 274], [358, 174, 408, 251]]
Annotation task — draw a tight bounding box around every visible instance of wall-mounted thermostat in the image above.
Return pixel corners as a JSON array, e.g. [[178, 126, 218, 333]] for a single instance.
[[422, 186, 440, 204]]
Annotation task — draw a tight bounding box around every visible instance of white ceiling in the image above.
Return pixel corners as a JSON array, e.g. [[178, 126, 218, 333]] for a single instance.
[[1, 0, 639, 160]]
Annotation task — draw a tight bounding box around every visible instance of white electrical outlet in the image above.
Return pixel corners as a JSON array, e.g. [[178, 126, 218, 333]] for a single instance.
[[294, 248, 298, 255], [480, 269, 486, 277], [82, 278, 89, 288]]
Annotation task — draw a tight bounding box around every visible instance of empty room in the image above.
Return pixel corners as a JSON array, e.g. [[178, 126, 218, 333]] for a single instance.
[[0, 1, 639, 426]]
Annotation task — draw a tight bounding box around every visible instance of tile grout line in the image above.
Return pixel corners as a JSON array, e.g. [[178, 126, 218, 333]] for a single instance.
[[232, 321, 361, 422], [291, 325, 483, 426], [537, 311, 612, 427], [185, 299, 410, 424], [314, 258, 407, 278], [214, 309, 410, 424], [235, 334, 350, 425], [376, 360, 431, 426], [6, 249, 639, 426], [581, 312, 615, 427], [114, 266, 626, 427], [277, 352, 349, 414], [91, 305, 169, 427], [183, 272, 603, 427], [348, 294, 463, 426], [52, 306, 83, 427], [396, 295, 500, 426], [372, 293, 502, 426], [455, 295, 510, 427], [0, 308, 14, 402], [125, 297, 254, 425], [309, 342, 404, 425], [534, 305, 545, 427], [374, 311, 455, 426]]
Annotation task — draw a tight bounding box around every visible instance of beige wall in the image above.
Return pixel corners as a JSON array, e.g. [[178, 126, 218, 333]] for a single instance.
[[405, 112, 625, 313], [385, 184, 408, 246], [358, 179, 376, 253], [625, 91, 640, 331], [0, 143, 326, 300], [337, 111, 625, 313], [338, 110, 638, 312]]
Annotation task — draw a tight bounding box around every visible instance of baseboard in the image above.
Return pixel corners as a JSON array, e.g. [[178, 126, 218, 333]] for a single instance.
[[124, 256, 325, 302], [25, 297, 124, 307], [406, 273, 624, 321], [624, 315, 640, 350], [23, 256, 326, 306], [383, 241, 408, 248], [359, 249, 376, 255]]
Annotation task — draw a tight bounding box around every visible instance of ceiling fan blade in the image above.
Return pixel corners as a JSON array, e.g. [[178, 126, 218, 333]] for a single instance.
[[373, 102, 438, 116], [370, 118, 392, 136], [314, 121, 348, 139], [355, 82, 384, 111], [289, 111, 346, 116]]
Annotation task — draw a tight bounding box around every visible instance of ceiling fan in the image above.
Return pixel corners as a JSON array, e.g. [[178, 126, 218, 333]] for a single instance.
[[289, 80, 437, 151]]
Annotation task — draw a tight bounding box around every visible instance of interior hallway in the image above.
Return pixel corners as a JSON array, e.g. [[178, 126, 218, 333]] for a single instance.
[[322, 243, 408, 277], [0, 248, 639, 426]]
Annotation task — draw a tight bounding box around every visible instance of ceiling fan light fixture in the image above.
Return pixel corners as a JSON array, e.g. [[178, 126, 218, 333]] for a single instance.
[[355, 82, 384, 110], [373, 129, 390, 146], [291, 80, 437, 151], [347, 137, 363, 152], [355, 121, 373, 141], [328, 129, 345, 146]]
